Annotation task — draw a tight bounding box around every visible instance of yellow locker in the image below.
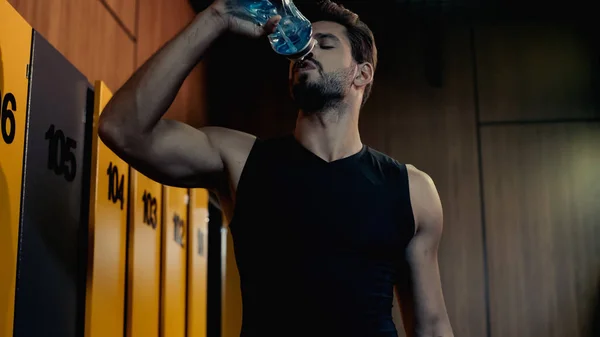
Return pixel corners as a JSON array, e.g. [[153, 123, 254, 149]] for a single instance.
[[161, 186, 189, 337], [85, 81, 128, 337], [187, 189, 209, 337], [221, 216, 243, 337], [0, 1, 32, 335], [127, 170, 162, 337]]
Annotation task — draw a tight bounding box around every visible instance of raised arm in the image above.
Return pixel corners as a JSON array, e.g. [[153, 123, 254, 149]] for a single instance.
[[396, 165, 454, 337], [98, 1, 280, 189]]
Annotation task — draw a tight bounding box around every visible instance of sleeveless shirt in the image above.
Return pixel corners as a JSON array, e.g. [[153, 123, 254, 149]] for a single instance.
[[229, 135, 415, 337]]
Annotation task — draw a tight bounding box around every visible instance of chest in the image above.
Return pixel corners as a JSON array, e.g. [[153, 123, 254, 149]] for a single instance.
[[236, 160, 405, 258]]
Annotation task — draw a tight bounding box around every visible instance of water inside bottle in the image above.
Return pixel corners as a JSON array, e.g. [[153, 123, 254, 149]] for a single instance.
[[242, 0, 313, 56], [243, 0, 278, 24], [269, 16, 312, 55]]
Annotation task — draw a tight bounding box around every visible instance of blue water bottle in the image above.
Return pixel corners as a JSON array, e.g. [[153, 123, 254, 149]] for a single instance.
[[240, 0, 316, 59]]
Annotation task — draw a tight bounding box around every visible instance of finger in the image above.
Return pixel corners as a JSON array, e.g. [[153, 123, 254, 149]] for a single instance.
[[263, 15, 282, 34], [233, 18, 267, 38]]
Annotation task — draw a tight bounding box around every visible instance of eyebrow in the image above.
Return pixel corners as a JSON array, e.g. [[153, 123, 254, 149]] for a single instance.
[[314, 33, 341, 43]]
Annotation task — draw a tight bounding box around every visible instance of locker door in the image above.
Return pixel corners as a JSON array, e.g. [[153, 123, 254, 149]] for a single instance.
[[0, 1, 33, 335], [127, 170, 163, 337], [161, 186, 189, 337], [85, 81, 128, 337], [13, 32, 94, 337], [187, 189, 209, 337]]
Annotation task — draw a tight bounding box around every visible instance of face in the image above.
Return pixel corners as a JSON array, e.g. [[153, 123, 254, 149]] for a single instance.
[[289, 21, 357, 113]]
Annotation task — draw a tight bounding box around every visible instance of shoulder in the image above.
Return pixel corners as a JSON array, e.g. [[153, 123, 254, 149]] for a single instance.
[[362, 147, 444, 237], [406, 164, 443, 235], [364, 146, 396, 164], [362, 147, 435, 190], [363, 146, 405, 175], [363, 149, 443, 235], [406, 164, 436, 194]]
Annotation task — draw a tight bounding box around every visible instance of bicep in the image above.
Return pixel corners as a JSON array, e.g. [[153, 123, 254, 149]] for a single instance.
[[112, 120, 225, 188]]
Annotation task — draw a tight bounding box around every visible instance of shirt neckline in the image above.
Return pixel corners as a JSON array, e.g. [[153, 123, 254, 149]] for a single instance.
[[287, 134, 367, 166]]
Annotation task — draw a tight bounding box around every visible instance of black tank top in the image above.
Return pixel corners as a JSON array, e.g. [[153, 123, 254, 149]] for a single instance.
[[229, 135, 415, 337]]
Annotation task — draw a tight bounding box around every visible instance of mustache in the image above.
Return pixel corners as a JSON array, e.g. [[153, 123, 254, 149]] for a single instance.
[[294, 58, 323, 72]]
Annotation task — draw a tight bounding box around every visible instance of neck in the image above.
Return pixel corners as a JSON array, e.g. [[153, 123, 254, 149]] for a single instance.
[[293, 103, 363, 162]]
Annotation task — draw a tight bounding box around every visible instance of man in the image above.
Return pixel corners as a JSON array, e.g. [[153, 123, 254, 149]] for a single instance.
[[98, 0, 454, 336]]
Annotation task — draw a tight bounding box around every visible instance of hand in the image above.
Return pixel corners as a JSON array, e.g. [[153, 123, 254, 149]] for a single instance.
[[209, 0, 281, 38]]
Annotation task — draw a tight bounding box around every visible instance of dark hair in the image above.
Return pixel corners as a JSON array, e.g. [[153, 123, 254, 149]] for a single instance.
[[312, 0, 378, 107]]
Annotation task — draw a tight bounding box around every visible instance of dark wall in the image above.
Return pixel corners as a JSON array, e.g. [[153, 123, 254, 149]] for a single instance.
[[202, 2, 600, 337]]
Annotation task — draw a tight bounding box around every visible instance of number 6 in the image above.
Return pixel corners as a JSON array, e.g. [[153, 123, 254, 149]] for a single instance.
[[1, 92, 17, 144]]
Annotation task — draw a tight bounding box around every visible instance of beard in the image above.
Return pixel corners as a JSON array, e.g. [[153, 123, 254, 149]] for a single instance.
[[290, 66, 354, 115]]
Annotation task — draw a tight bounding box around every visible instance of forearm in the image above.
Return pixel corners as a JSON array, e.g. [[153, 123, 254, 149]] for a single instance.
[[410, 286, 454, 337], [415, 330, 454, 337], [414, 323, 454, 337], [400, 305, 454, 337], [99, 8, 225, 141], [411, 293, 454, 337]]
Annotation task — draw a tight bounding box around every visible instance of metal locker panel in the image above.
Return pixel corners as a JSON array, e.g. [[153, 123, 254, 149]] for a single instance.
[[0, 1, 33, 335], [187, 189, 209, 337], [85, 81, 128, 337], [13, 32, 93, 337], [161, 186, 189, 337], [127, 170, 162, 337]]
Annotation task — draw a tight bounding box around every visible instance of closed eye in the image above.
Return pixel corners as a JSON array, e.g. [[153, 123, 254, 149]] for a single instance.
[[321, 46, 334, 50]]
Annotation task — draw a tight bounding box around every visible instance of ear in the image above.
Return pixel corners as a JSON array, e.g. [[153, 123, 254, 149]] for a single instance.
[[353, 62, 374, 88]]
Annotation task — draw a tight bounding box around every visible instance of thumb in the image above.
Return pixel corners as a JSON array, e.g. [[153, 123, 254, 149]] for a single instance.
[[262, 15, 282, 34]]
